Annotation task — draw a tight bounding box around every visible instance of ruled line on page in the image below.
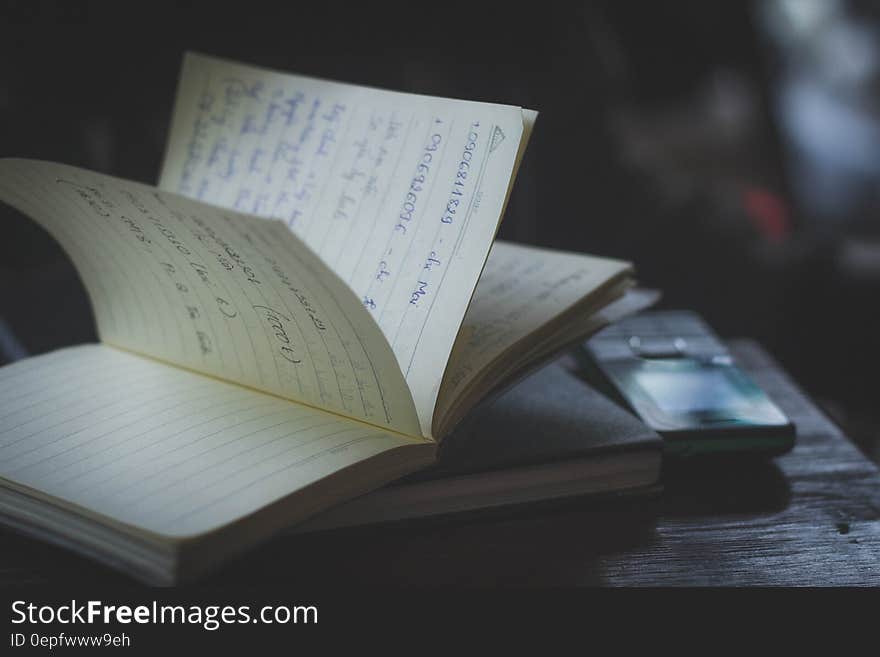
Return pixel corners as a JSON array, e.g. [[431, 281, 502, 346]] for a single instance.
[[158, 53, 526, 436], [0, 344, 423, 537], [0, 158, 422, 437]]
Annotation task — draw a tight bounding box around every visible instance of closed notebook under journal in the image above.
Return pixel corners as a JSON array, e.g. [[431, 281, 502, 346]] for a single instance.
[[297, 357, 663, 532]]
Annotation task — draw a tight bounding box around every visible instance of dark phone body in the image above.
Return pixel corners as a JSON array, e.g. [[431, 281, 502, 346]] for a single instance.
[[580, 311, 795, 458]]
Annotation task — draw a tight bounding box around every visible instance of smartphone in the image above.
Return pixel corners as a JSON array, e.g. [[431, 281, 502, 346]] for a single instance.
[[579, 311, 795, 458]]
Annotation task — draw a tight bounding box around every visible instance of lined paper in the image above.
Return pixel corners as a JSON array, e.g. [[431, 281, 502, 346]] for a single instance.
[[435, 240, 631, 427], [0, 345, 425, 537], [0, 158, 421, 437], [160, 53, 530, 435]]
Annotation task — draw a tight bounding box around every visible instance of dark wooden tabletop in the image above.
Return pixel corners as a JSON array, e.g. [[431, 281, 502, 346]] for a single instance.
[[3, 340, 879, 587]]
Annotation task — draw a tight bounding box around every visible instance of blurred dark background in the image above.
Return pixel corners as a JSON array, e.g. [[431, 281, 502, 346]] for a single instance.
[[1, 0, 878, 461]]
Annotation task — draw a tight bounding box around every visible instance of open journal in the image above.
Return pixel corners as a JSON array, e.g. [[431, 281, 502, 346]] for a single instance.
[[0, 53, 637, 583]]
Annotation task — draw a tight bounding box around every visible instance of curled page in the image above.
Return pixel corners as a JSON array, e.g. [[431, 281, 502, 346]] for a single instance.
[[0, 159, 422, 438], [434, 241, 632, 434], [159, 53, 529, 436]]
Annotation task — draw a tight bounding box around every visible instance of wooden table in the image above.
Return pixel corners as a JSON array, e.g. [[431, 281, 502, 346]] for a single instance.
[[3, 341, 879, 586]]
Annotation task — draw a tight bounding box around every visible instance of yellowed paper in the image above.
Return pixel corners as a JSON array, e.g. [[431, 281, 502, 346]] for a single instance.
[[159, 53, 528, 435], [436, 240, 632, 428], [0, 345, 428, 537], [0, 158, 421, 437]]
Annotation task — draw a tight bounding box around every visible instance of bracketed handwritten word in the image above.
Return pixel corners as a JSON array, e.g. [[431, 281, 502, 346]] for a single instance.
[[253, 304, 302, 365]]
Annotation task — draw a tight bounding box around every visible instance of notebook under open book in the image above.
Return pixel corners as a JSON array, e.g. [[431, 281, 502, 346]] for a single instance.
[[0, 53, 651, 583], [296, 352, 662, 533]]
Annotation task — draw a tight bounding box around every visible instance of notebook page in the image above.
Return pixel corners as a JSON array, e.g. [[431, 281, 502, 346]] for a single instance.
[[159, 53, 527, 435], [0, 159, 421, 437], [434, 241, 632, 428], [0, 345, 428, 538]]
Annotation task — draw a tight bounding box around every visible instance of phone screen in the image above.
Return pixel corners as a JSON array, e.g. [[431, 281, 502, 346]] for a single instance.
[[634, 368, 750, 415], [582, 311, 795, 457], [603, 358, 790, 432]]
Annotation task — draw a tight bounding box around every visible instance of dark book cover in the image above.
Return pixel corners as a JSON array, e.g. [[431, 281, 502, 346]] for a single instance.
[[408, 355, 662, 481], [297, 356, 662, 531]]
